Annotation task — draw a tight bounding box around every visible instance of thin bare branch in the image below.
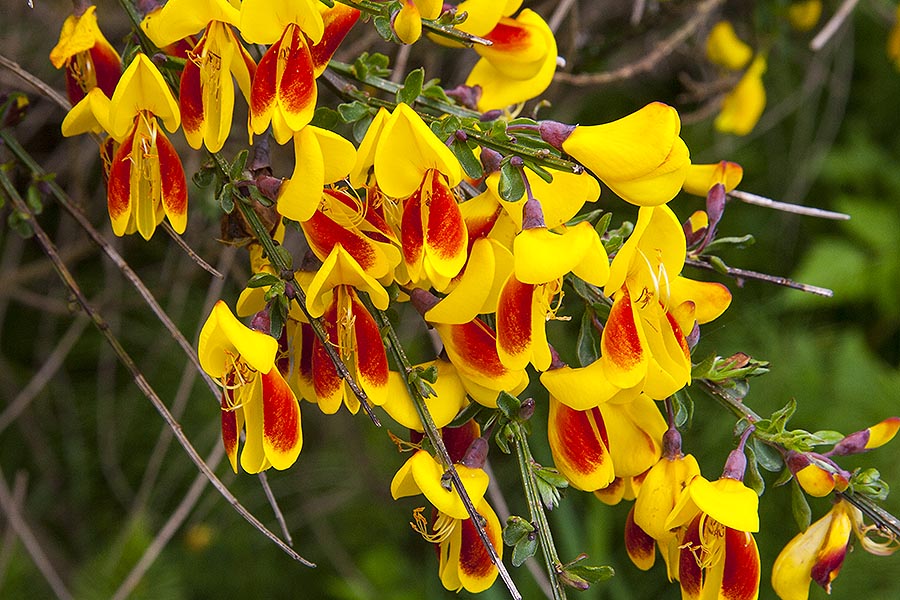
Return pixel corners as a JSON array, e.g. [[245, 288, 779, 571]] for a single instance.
[[110, 443, 225, 600], [0, 472, 28, 590], [258, 471, 294, 547], [554, 0, 724, 86], [0, 53, 70, 111], [161, 223, 225, 279], [2, 177, 315, 568], [685, 257, 834, 297], [0, 316, 89, 434], [811, 0, 861, 51], [728, 190, 851, 220], [0, 466, 73, 600]]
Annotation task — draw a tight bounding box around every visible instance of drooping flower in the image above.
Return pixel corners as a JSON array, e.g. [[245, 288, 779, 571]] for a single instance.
[[682, 161, 744, 197], [50, 4, 122, 105], [141, 0, 256, 152], [665, 444, 761, 600], [240, 0, 359, 143], [785, 451, 850, 498], [198, 300, 302, 473], [715, 54, 767, 136], [464, 9, 558, 111], [540, 103, 691, 206], [61, 54, 187, 240], [772, 499, 899, 600], [391, 431, 501, 593], [828, 416, 900, 456]]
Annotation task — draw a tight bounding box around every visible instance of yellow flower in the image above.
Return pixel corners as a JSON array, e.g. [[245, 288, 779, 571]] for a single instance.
[[706, 20, 753, 71], [198, 300, 303, 473], [50, 5, 122, 105], [392, 0, 442, 44], [788, 0, 822, 32], [682, 161, 744, 197]]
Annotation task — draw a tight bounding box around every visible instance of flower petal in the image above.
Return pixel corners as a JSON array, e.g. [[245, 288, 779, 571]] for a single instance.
[[109, 54, 180, 138], [722, 527, 761, 600], [456, 499, 502, 593], [422, 171, 468, 279], [426, 237, 497, 324], [381, 360, 467, 430], [157, 128, 188, 234], [547, 397, 614, 491], [198, 300, 278, 377], [625, 506, 656, 571], [600, 290, 649, 389], [260, 367, 303, 469]]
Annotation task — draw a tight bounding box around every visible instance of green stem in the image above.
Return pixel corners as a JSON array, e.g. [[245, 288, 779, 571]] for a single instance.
[[321, 66, 584, 174], [363, 299, 522, 600], [207, 151, 381, 426], [334, 0, 493, 47], [511, 424, 567, 600]]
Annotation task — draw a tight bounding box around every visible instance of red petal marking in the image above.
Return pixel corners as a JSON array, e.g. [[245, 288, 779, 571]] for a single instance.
[[443, 421, 481, 464], [179, 39, 205, 139], [458, 507, 498, 581], [483, 19, 533, 51], [551, 401, 609, 478], [90, 44, 123, 99], [156, 129, 188, 228], [278, 26, 316, 125], [250, 35, 278, 127], [424, 172, 468, 263], [349, 291, 389, 388], [312, 298, 343, 403], [811, 542, 848, 591], [625, 506, 656, 570], [679, 514, 704, 598], [301, 210, 378, 270], [297, 322, 315, 393], [497, 277, 534, 358], [401, 185, 425, 272], [221, 388, 239, 473], [464, 204, 502, 255], [603, 289, 645, 373], [722, 527, 760, 600], [260, 368, 301, 455], [450, 319, 507, 378], [309, 5, 361, 74], [107, 121, 138, 226], [665, 310, 691, 360]]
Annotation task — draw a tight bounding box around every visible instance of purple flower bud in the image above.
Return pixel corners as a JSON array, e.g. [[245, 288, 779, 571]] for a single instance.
[[480, 147, 503, 175], [250, 310, 270, 334], [521, 198, 547, 230], [538, 121, 576, 151], [460, 436, 489, 469], [409, 288, 440, 315], [518, 397, 535, 421]]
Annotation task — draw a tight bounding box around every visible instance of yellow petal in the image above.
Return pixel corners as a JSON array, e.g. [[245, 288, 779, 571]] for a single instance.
[[305, 246, 390, 317], [109, 54, 180, 138], [198, 300, 278, 377], [141, 0, 240, 48], [706, 21, 753, 71], [61, 87, 112, 138], [682, 161, 743, 196], [380, 360, 467, 430], [240, 0, 325, 44], [715, 55, 767, 136], [514, 221, 603, 284], [689, 476, 760, 532], [374, 103, 462, 198]]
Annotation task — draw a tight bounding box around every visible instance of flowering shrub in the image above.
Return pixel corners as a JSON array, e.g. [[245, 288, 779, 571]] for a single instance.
[[3, 0, 900, 598]]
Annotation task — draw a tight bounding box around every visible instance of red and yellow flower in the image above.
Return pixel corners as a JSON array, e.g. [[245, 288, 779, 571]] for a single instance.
[[141, 0, 256, 153], [50, 4, 122, 105], [198, 300, 302, 473]]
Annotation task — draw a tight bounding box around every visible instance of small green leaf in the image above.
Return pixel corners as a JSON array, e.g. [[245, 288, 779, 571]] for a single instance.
[[744, 444, 765, 496], [535, 476, 562, 510], [691, 352, 717, 379], [447, 402, 484, 428], [497, 391, 521, 420], [502, 516, 534, 546], [511, 535, 537, 567], [217, 183, 235, 213], [271, 245, 293, 270], [594, 212, 612, 237], [422, 79, 451, 103], [247, 273, 281, 288], [751, 438, 784, 472], [708, 255, 729, 275], [790, 478, 812, 531], [352, 113, 375, 144], [603, 220, 633, 254], [523, 160, 553, 184], [418, 364, 438, 384], [534, 465, 569, 489], [310, 106, 341, 129], [498, 161, 525, 202], [702, 234, 756, 255], [397, 68, 425, 105], [451, 138, 483, 179], [576, 309, 600, 367], [564, 564, 615, 586], [192, 165, 217, 188], [810, 430, 845, 446], [494, 423, 513, 454], [230, 149, 249, 180], [373, 15, 393, 41], [672, 388, 693, 429], [337, 101, 371, 123]]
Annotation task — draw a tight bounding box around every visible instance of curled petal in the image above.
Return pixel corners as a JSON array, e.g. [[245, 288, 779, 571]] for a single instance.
[[601, 290, 649, 389], [198, 300, 278, 377], [514, 221, 608, 285], [381, 360, 467, 430], [625, 506, 656, 571], [426, 237, 499, 325], [240, 0, 325, 44], [683, 161, 744, 196], [109, 54, 180, 138], [634, 453, 701, 541], [390, 450, 489, 519], [279, 126, 356, 222], [540, 360, 640, 411], [310, 4, 360, 75], [495, 276, 550, 371], [603, 395, 666, 479], [452, 499, 502, 593], [306, 245, 390, 318]]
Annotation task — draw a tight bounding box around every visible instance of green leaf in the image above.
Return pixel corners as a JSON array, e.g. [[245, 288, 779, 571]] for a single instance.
[[810, 430, 845, 446], [271, 245, 293, 270], [451, 138, 483, 179], [230, 149, 249, 180], [564, 564, 615, 586], [577, 309, 600, 367], [708, 255, 729, 275], [511, 535, 537, 567], [603, 220, 633, 254], [534, 475, 562, 509], [494, 423, 513, 454], [352, 113, 375, 144], [497, 391, 521, 420], [594, 212, 612, 237], [534, 465, 569, 489], [523, 160, 553, 184], [337, 101, 371, 124], [691, 352, 717, 379], [672, 388, 693, 429], [751, 438, 784, 472], [247, 273, 281, 288], [447, 401, 484, 428], [498, 161, 525, 202], [702, 234, 755, 254], [192, 164, 217, 188], [25, 184, 43, 215], [744, 444, 765, 496], [422, 79, 451, 103], [397, 68, 425, 105], [217, 183, 235, 213], [790, 478, 812, 531], [502, 516, 534, 546], [373, 15, 394, 41], [310, 106, 340, 129]]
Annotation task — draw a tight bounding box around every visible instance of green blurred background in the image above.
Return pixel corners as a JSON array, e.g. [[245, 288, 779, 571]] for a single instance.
[[2, 1, 900, 598]]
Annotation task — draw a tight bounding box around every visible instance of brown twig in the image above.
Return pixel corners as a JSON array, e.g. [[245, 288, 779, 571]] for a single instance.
[[0, 53, 70, 111], [554, 0, 724, 86], [0, 472, 29, 590], [684, 257, 834, 297], [2, 176, 315, 567], [161, 223, 225, 279], [810, 0, 862, 51]]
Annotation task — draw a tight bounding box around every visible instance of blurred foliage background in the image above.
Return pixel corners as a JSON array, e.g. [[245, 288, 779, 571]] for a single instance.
[[2, 0, 900, 598]]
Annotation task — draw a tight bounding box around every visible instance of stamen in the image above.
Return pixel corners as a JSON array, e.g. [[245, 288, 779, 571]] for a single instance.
[[410, 507, 457, 544]]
